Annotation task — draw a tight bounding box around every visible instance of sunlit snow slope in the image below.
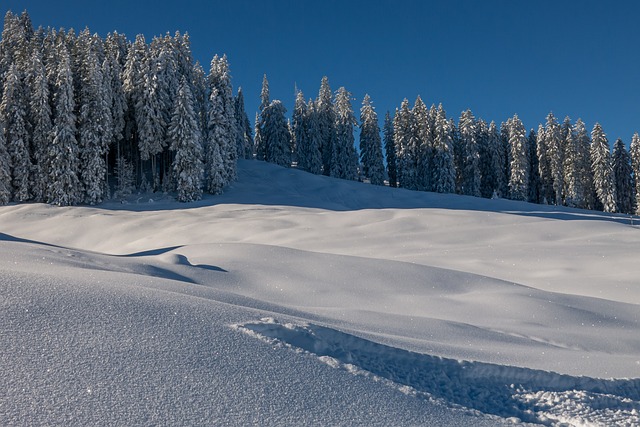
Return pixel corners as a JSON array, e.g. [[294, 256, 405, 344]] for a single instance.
[[1, 160, 639, 426]]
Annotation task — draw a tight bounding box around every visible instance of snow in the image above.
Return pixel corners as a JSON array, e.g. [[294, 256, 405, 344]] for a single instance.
[[1, 159, 639, 426]]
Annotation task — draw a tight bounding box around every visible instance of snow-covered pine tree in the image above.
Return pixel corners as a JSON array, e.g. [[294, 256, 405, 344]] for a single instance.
[[458, 109, 480, 197], [292, 90, 307, 168], [482, 121, 506, 198], [301, 99, 323, 175], [507, 115, 529, 201], [394, 99, 418, 190], [536, 123, 552, 204], [562, 123, 580, 207], [121, 34, 146, 181], [612, 138, 634, 214], [383, 111, 397, 187], [477, 119, 492, 198], [590, 123, 617, 213], [259, 73, 270, 112], [316, 76, 335, 176], [359, 94, 385, 185], [0, 121, 11, 204], [630, 133, 640, 214], [168, 77, 203, 202], [235, 87, 253, 159], [48, 40, 81, 206], [412, 96, 432, 191], [431, 104, 456, 194], [205, 87, 226, 194], [0, 62, 31, 202], [77, 36, 111, 204], [331, 87, 359, 180], [538, 112, 564, 205], [574, 119, 596, 210], [208, 55, 237, 184], [527, 129, 542, 203], [261, 100, 291, 167], [26, 44, 52, 203]]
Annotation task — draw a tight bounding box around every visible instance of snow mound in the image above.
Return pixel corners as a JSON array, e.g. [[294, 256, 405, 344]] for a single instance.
[[237, 318, 640, 426]]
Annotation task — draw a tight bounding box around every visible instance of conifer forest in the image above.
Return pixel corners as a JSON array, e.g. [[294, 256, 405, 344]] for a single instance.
[[1, 10, 638, 214]]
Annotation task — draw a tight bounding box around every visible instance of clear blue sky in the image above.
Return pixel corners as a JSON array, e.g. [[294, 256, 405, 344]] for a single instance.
[[7, 0, 640, 143]]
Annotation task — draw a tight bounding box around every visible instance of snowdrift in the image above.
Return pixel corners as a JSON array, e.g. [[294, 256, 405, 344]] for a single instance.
[[1, 159, 639, 425]]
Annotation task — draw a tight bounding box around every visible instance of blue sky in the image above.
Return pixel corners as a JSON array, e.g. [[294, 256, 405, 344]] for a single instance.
[[7, 0, 640, 143]]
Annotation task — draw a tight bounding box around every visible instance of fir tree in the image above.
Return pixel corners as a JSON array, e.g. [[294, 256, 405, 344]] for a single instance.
[[316, 76, 335, 175], [630, 133, 640, 214], [235, 87, 253, 159], [77, 37, 110, 204], [483, 121, 506, 198], [413, 96, 432, 191], [260, 100, 291, 167], [0, 63, 31, 201], [394, 99, 418, 190], [208, 55, 237, 184], [205, 87, 226, 194], [302, 99, 323, 175], [48, 41, 81, 206], [383, 111, 397, 187], [527, 129, 542, 203], [114, 155, 134, 201], [292, 90, 307, 168], [590, 123, 617, 213], [255, 74, 269, 161], [431, 104, 456, 193], [331, 87, 359, 180], [507, 115, 529, 201], [168, 77, 203, 202], [612, 138, 634, 214], [458, 109, 480, 197], [359, 94, 385, 185], [563, 121, 584, 208]]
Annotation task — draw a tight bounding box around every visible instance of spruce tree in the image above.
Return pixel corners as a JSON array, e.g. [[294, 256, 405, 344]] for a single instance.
[[394, 99, 418, 189], [292, 90, 307, 168], [612, 138, 634, 214], [302, 99, 323, 175], [235, 87, 253, 159], [630, 133, 640, 214], [359, 94, 385, 185], [316, 76, 335, 175], [48, 40, 80, 206], [261, 100, 291, 167], [574, 119, 596, 210], [413, 96, 432, 191], [458, 109, 480, 197], [169, 77, 203, 202], [208, 55, 237, 184], [27, 45, 52, 202], [527, 129, 542, 203], [255, 74, 269, 161], [0, 63, 31, 201], [205, 87, 226, 194], [77, 37, 110, 204], [484, 121, 507, 198], [590, 123, 617, 213], [507, 115, 529, 201], [562, 121, 586, 208], [431, 104, 456, 194], [331, 87, 358, 180], [383, 111, 397, 187]]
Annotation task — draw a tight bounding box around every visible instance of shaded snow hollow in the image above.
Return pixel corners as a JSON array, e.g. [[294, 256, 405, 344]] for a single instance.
[[1, 160, 639, 426]]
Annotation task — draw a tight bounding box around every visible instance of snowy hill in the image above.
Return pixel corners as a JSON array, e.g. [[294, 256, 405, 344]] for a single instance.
[[1, 159, 639, 426]]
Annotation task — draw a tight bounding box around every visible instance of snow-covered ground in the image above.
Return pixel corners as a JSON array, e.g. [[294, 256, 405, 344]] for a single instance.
[[1, 160, 639, 426]]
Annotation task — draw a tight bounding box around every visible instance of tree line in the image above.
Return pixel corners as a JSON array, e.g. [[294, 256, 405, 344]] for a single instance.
[[0, 10, 252, 205], [2, 10, 639, 215], [259, 76, 640, 215]]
